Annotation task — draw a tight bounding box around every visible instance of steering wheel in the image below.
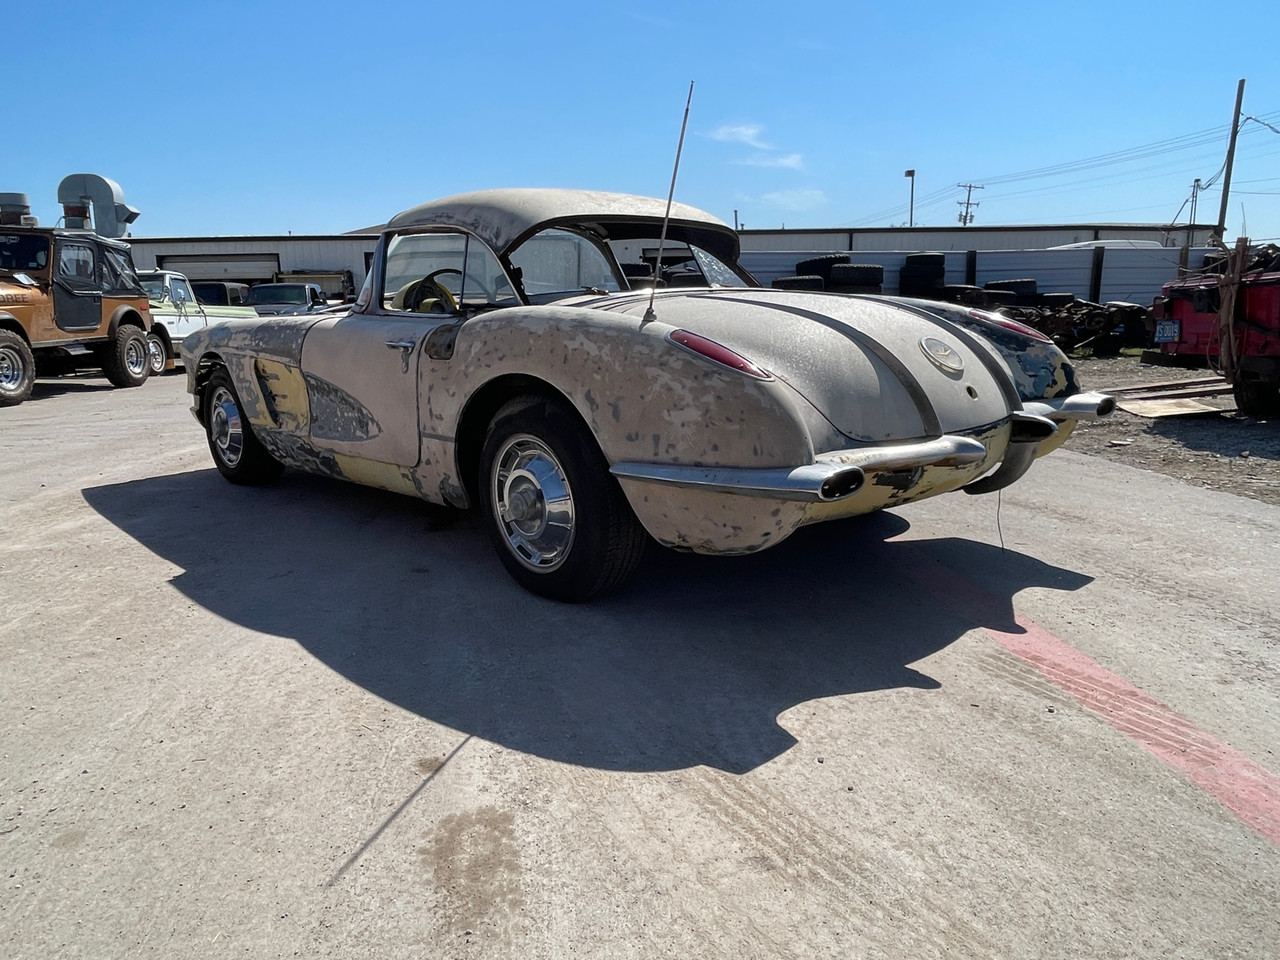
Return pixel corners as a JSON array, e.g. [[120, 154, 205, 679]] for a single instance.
[[397, 268, 461, 314]]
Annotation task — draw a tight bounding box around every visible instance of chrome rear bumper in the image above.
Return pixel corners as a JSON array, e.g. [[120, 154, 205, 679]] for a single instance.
[[610, 434, 988, 504]]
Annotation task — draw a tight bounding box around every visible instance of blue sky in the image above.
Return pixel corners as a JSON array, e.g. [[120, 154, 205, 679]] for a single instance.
[[8, 0, 1279, 241]]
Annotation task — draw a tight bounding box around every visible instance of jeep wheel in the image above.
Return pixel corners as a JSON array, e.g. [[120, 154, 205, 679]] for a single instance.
[[102, 324, 150, 388], [0, 330, 36, 407], [203, 368, 284, 484], [146, 332, 168, 376]]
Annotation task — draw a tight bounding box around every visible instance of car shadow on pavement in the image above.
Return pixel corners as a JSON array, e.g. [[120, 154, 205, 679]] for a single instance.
[[31, 377, 117, 399], [83, 469, 1093, 775]]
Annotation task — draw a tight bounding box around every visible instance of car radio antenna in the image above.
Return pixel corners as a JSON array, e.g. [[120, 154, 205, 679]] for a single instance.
[[644, 80, 695, 324]]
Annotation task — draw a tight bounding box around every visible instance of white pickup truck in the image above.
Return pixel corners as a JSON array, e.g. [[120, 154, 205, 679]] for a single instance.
[[137, 270, 256, 373]]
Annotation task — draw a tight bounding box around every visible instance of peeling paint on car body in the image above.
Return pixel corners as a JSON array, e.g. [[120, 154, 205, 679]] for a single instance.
[[182, 187, 1112, 563]]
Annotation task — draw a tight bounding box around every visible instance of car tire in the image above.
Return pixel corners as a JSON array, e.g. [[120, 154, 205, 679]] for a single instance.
[[984, 278, 1039, 297], [203, 368, 284, 485], [0, 329, 36, 407], [772, 275, 824, 291], [479, 395, 646, 602], [101, 324, 150, 388], [794, 254, 850, 282], [146, 330, 168, 376], [829, 263, 884, 286], [1233, 377, 1280, 419]]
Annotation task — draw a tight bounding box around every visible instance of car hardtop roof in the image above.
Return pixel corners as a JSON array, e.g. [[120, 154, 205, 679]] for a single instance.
[[386, 188, 740, 264]]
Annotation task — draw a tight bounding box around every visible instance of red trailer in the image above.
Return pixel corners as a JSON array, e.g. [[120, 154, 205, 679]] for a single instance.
[[1151, 244, 1280, 417]]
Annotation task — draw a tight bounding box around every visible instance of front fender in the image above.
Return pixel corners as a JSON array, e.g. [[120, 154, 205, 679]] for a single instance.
[[181, 316, 326, 428]]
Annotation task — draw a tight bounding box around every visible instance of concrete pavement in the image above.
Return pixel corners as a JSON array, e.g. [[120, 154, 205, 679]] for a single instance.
[[2, 373, 1277, 958]]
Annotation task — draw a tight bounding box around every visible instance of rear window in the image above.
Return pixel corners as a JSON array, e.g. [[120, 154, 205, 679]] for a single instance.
[[192, 283, 228, 305], [0, 234, 50, 271], [246, 284, 307, 305]]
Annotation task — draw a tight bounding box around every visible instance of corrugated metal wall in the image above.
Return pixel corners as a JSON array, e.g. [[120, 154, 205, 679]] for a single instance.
[[739, 224, 1212, 253], [739, 246, 1215, 305], [127, 233, 1213, 308], [128, 236, 379, 285]]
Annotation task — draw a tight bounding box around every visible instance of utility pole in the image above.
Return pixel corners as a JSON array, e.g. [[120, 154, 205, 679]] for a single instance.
[[1188, 177, 1202, 248], [904, 169, 915, 227], [957, 183, 983, 226], [1214, 78, 1246, 243]]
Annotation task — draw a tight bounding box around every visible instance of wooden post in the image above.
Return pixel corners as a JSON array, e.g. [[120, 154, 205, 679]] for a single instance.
[[1218, 236, 1249, 382]]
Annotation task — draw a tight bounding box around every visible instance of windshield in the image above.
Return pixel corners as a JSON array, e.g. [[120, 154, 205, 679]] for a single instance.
[[0, 234, 50, 272], [247, 284, 307, 305], [382, 232, 517, 312], [140, 277, 167, 300]]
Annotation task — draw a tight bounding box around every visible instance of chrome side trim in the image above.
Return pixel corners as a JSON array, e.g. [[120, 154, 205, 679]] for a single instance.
[[1022, 391, 1116, 421], [610, 435, 988, 503]]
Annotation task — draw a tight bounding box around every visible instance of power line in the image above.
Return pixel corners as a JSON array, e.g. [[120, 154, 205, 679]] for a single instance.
[[847, 109, 1280, 226]]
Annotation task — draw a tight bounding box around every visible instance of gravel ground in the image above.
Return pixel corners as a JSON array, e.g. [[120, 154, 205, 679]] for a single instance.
[[1065, 354, 1280, 507]]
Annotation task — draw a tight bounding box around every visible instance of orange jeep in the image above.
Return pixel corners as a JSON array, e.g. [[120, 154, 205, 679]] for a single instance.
[[0, 221, 151, 406]]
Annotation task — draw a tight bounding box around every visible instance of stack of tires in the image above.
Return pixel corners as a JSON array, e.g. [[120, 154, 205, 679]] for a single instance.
[[982, 278, 1040, 307], [771, 275, 825, 290], [828, 263, 884, 294], [898, 253, 946, 297], [771, 254, 885, 294]]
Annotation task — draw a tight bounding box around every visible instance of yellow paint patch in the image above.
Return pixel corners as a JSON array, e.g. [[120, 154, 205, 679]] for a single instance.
[[253, 358, 310, 433], [332, 453, 419, 496]]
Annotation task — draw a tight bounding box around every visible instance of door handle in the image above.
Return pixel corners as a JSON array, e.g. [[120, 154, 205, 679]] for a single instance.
[[385, 338, 418, 373]]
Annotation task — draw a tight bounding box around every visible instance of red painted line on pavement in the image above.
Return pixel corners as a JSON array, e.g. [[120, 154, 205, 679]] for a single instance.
[[902, 546, 1280, 847]]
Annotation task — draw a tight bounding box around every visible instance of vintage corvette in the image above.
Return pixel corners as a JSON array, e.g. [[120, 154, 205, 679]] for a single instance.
[[181, 188, 1114, 601]]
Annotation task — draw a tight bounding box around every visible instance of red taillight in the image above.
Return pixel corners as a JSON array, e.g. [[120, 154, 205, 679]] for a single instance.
[[667, 329, 771, 379], [968, 308, 1052, 343]]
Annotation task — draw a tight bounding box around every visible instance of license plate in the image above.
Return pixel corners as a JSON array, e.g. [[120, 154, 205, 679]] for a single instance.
[[1154, 319, 1180, 343]]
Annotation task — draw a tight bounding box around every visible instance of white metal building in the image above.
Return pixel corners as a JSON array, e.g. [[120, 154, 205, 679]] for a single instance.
[[124, 220, 1217, 308], [127, 235, 380, 289]]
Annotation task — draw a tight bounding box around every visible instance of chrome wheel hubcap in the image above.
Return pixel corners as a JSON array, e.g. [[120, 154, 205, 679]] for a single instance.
[[125, 336, 148, 376], [209, 386, 244, 467], [0, 347, 23, 390], [492, 435, 575, 570], [147, 336, 165, 373]]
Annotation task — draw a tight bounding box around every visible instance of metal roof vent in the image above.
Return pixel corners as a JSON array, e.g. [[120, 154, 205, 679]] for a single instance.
[[0, 192, 37, 227], [56, 174, 140, 238]]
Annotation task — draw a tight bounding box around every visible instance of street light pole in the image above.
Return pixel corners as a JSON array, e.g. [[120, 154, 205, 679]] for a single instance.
[[904, 169, 915, 227]]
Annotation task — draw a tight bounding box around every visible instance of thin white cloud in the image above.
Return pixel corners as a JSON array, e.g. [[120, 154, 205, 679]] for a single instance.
[[735, 153, 804, 171], [709, 124, 772, 150], [761, 189, 827, 212]]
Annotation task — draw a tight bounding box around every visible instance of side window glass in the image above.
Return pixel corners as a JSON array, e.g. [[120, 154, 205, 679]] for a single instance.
[[58, 243, 97, 292], [382, 232, 515, 313], [508, 228, 620, 301]]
